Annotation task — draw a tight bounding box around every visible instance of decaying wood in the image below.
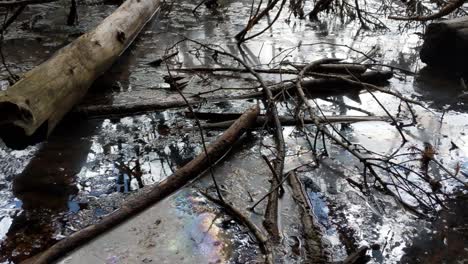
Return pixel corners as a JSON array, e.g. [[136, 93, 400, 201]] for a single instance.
[[184, 111, 385, 123], [420, 16, 468, 77], [296, 60, 427, 218], [197, 115, 390, 129], [0, 0, 162, 149], [175, 63, 368, 76], [238, 70, 393, 98], [288, 171, 328, 263], [75, 91, 205, 118], [21, 106, 259, 264], [187, 38, 286, 242], [75, 70, 393, 118]]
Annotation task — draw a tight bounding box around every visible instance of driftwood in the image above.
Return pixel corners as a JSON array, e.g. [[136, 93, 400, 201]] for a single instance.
[[0, 0, 162, 149], [21, 106, 259, 264], [75, 70, 393, 118], [420, 16, 468, 77]]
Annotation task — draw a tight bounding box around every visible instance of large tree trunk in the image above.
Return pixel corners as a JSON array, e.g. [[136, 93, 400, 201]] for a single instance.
[[0, 0, 161, 149], [420, 16, 468, 77]]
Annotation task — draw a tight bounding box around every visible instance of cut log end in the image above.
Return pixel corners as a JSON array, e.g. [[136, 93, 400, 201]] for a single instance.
[[420, 16, 468, 77], [0, 96, 46, 149], [0, 98, 34, 125]]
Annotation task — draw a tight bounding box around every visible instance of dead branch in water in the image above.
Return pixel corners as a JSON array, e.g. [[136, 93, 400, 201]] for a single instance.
[[287, 171, 328, 263], [199, 190, 274, 264], [235, 0, 284, 43], [21, 106, 259, 264], [174, 63, 368, 76], [73, 69, 393, 119], [165, 56, 225, 202], [294, 58, 428, 217], [195, 115, 390, 129]]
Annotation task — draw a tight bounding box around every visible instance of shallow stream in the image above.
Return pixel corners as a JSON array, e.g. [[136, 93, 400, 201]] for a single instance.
[[0, 0, 467, 263]]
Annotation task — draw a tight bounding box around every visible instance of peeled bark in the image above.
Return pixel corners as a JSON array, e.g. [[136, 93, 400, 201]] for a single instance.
[[420, 16, 468, 77], [0, 0, 162, 149]]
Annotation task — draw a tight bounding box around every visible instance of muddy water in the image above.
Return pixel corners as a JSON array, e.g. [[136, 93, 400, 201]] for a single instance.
[[0, 0, 468, 263]]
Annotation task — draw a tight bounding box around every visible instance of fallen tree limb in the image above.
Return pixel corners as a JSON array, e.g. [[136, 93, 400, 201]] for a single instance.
[[75, 91, 206, 118], [0, 0, 162, 149], [174, 63, 368, 76], [232, 70, 393, 99], [296, 60, 427, 218], [21, 106, 260, 264], [288, 171, 327, 263], [183, 38, 286, 241], [235, 0, 282, 42], [200, 191, 273, 264], [74, 70, 393, 118], [197, 115, 389, 129], [185, 111, 387, 123]]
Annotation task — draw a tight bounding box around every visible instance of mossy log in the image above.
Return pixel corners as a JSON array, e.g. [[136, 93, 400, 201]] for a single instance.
[[420, 16, 468, 77], [0, 0, 162, 149]]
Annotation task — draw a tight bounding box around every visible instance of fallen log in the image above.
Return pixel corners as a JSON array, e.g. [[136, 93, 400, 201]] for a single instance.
[[420, 16, 468, 77], [74, 70, 393, 118], [75, 91, 205, 118], [22, 105, 260, 264], [174, 63, 368, 76], [204, 70, 392, 98], [0, 0, 162, 149], [190, 115, 390, 129], [185, 111, 387, 122]]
